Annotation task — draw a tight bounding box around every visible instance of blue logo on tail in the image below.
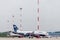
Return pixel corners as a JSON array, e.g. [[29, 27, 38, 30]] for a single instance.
[[13, 24, 18, 32]]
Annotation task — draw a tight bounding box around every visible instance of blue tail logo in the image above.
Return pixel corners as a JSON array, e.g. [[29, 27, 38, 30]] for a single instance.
[[13, 24, 18, 32]]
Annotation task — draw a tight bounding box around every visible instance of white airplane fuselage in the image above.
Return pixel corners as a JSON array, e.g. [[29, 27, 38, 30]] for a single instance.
[[9, 24, 50, 38]]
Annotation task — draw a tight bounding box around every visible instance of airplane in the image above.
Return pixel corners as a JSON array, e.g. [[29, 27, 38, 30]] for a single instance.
[[9, 24, 33, 38], [9, 24, 50, 38]]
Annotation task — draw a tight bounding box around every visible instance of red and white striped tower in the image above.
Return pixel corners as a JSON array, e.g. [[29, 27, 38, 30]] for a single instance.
[[37, 0, 40, 31], [20, 8, 23, 31], [12, 15, 14, 24]]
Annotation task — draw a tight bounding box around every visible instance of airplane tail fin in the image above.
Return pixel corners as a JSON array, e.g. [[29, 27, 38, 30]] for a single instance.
[[13, 24, 18, 32]]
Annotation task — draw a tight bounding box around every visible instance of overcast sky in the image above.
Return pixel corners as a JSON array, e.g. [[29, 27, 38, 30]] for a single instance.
[[0, 0, 60, 32]]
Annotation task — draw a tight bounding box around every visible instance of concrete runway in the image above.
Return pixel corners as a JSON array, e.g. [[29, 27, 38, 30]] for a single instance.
[[0, 37, 60, 40]]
